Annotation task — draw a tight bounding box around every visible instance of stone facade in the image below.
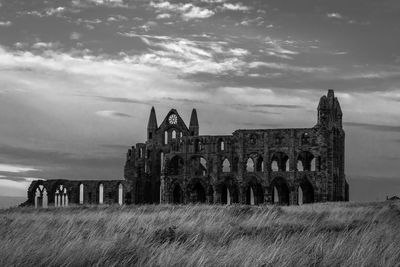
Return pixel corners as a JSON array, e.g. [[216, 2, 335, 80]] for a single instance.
[[26, 89, 348, 207], [125, 89, 348, 205]]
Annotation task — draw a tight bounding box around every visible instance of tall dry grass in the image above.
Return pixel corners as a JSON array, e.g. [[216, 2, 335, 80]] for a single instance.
[[1, 201, 400, 266]]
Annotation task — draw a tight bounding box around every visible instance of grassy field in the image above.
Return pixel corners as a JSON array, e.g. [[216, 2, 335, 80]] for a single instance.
[[1, 202, 400, 267]]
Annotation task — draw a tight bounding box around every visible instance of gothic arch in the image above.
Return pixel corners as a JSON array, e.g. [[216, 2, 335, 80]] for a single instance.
[[190, 156, 207, 177], [187, 179, 207, 203], [271, 152, 289, 172], [172, 183, 183, 204], [270, 177, 290, 205], [216, 178, 239, 204], [244, 178, 264, 205], [167, 155, 184, 175], [54, 184, 69, 207], [246, 157, 255, 172], [34, 184, 48, 208], [256, 155, 264, 172], [222, 158, 231, 173], [297, 151, 315, 171], [298, 177, 315, 205]]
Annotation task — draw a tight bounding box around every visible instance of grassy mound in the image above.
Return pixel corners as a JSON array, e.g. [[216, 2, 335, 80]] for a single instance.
[[1, 202, 399, 266]]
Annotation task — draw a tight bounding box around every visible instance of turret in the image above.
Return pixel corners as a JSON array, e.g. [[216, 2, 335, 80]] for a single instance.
[[317, 89, 342, 129], [189, 108, 199, 136], [147, 106, 158, 140]]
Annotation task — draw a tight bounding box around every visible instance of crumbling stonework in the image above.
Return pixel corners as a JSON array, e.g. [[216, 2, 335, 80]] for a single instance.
[[26, 90, 348, 207], [125, 90, 348, 205]]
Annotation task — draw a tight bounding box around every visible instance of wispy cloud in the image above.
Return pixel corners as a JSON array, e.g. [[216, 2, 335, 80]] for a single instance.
[[96, 110, 132, 118], [327, 13, 343, 19], [249, 61, 332, 73], [344, 122, 400, 132], [150, 1, 214, 20], [0, 21, 12, 26], [0, 164, 39, 173], [221, 3, 250, 11]]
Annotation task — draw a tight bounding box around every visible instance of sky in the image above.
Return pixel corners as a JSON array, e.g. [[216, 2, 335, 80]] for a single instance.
[[0, 0, 399, 202]]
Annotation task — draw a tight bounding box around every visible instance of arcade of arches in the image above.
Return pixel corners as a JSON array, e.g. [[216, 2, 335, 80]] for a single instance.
[[165, 176, 316, 205]]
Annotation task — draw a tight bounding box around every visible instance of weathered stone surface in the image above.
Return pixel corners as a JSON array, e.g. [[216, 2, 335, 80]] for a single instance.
[[125, 89, 347, 205]]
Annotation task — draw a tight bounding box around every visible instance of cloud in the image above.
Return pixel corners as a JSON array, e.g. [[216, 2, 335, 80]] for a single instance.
[[343, 122, 400, 132], [72, 0, 127, 8], [327, 13, 343, 19], [32, 42, 59, 49], [249, 61, 332, 73], [0, 21, 12, 26], [96, 96, 151, 105], [183, 6, 214, 20], [96, 110, 132, 118], [0, 164, 39, 173], [156, 13, 171, 19], [124, 34, 248, 74], [45, 7, 66, 16], [222, 3, 250, 11], [263, 37, 299, 59], [150, 1, 214, 20], [70, 32, 82, 40], [107, 15, 128, 22]]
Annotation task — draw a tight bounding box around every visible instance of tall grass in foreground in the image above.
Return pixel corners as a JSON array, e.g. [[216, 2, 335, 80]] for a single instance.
[[1, 202, 400, 266]]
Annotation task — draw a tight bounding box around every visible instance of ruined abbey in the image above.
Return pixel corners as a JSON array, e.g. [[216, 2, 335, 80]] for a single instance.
[[27, 90, 348, 207]]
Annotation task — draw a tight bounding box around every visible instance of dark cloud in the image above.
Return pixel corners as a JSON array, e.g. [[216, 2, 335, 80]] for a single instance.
[[162, 97, 207, 104], [0, 144, 123, 170], [344, 122, 400, 132], [237, 122, 283, 128]]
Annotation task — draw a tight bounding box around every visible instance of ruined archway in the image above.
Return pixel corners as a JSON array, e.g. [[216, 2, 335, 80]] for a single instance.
[[168, 155, 184, 175], [245, 182, 264, 205], [190, 156, 207, 176], [271, 177, 290, 205], [271, 152, 289, 172], [188, 181, 206, 203], [298, 178, 315, 204], [144, 181, 152, 204], [172, 183, 183, 204], [216, 179, 239, 204], [297, 151, 315, 171]]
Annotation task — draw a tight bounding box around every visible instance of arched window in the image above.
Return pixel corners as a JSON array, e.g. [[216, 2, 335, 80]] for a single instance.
[[297, 161, 304, 171], [310, 158, 316, 171], [55, 185, 68, 207], [271, 161, 279, 172], [79, 184, 84, 204], [164, 131, 168, 144], [160, 152, 164, 172], [118, 183, 123, 205], [172, 130, 176, 139], [297, 151, 315, 171], [271, 152, 289, 172], [222, 158, 231, 172], [218, 139, 225, 151], [256, 156, 264, 172], [99, 183, 104, 204], [246, 158, 254, 172], [35, 185, 48, 208], [200, 157, 207, 176]]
